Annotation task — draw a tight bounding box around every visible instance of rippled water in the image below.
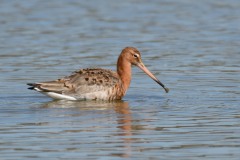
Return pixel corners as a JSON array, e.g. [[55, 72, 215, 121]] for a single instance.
[[0, 0, 240, 159]]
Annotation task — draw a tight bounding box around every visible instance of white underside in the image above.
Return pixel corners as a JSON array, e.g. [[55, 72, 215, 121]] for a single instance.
[[34, 88, 77, 100], [44, 92, 77, 100], [33, 87, 111, 100]]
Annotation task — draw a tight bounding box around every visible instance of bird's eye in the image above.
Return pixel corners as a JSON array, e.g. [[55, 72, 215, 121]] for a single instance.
[[133, 54, 138, 58]]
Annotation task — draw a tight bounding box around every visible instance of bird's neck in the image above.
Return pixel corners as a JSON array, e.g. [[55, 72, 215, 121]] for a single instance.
[[117, 55, 132, 94]]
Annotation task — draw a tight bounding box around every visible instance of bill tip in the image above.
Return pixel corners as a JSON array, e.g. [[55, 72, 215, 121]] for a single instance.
[[164, 87, 169, 93]]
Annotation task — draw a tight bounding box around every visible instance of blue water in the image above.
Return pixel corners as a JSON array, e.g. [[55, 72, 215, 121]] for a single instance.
[[0, 0, 239, 159]]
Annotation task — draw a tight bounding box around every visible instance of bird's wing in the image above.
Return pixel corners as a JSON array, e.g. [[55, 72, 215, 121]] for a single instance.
[[28, 68, 120, 96]]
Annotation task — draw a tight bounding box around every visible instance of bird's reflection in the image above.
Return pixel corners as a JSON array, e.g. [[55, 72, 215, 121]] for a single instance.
[[114, 101, 132, 131], [40, 100, 133, 158], [113, 101, 133, 158], [40, 99, 124, 110]]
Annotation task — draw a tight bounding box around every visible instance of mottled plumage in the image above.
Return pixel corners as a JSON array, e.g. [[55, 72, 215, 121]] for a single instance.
[[27, 47, 169, 101]]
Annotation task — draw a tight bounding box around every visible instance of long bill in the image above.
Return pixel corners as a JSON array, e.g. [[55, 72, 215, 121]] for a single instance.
[[136, 62, 169, 93]]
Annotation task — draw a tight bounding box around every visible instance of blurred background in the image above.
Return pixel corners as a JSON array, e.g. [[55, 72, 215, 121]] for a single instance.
[[0, 0, 239, 159]]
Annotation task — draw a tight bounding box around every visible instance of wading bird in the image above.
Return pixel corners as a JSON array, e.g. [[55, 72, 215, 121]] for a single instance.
[[27, 47, 169, 100]]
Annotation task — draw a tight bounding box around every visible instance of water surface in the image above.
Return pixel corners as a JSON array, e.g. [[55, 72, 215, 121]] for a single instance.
[[0, 0, 239, 159]]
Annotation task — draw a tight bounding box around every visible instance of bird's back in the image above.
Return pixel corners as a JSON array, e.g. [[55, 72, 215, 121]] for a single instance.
[[28, 68, 122, 100]]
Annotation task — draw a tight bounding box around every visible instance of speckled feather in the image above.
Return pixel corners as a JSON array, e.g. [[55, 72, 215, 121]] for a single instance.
[[27, 47, 169, 101], [29, 68, 123, 100]]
